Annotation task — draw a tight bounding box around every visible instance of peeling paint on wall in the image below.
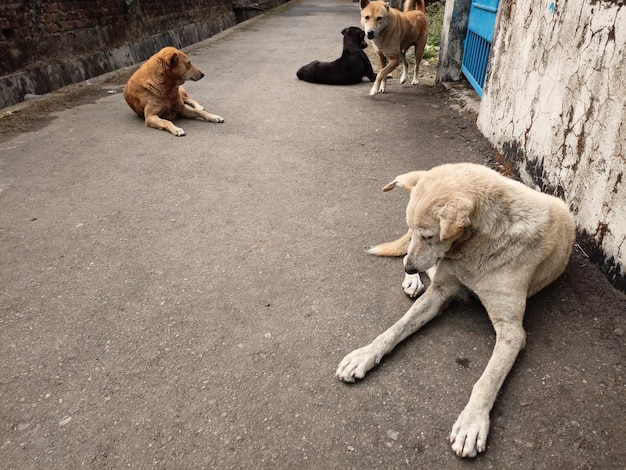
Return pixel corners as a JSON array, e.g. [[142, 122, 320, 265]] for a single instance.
[[477, 0, 625, 290]]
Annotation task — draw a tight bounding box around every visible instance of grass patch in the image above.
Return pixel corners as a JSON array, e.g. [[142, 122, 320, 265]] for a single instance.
[[424, 0, 445, 59]]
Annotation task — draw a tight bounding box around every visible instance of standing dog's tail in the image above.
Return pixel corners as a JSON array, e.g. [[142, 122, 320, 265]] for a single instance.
[[403, 0, 425, 13]]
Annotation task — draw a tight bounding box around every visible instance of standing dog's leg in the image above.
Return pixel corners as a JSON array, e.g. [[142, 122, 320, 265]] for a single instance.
[[412, 29, 428, 85], [449, 291, 527, 458], [399, 51, 409, 84], [336, 274, 462, 381], [410, 44, 419, 85], [371, 51, 389, 95], [371, 56, 401, 95]]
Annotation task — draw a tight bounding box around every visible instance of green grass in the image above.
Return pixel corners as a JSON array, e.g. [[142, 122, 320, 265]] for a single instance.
[[424, 0, 445, 59]]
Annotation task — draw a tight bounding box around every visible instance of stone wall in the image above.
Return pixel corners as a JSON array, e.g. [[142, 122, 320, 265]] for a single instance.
[[476, 0, 625, 290], [0, 0, 239, 108]]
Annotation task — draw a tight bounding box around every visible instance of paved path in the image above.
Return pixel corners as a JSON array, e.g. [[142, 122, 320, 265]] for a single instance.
[[1, 0, 625, 468]]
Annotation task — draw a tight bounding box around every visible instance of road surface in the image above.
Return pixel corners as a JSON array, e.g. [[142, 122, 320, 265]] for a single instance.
[[1, 0, 625, 468]]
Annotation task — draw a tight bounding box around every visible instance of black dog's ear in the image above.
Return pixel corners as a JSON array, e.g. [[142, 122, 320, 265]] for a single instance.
[[359, 29, 368, 49], [341, 27, 348, 35]]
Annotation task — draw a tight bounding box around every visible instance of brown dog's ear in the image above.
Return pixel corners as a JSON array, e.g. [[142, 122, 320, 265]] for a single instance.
[[382, 171, 424, 192], [360, 0, 369, 9], [439, 200, 472, 242], [168, 52, 179, 68]]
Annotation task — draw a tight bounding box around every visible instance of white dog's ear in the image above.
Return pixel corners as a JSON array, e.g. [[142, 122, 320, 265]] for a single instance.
[[439, 200, 472, 242], [381, 171, 424, 192]]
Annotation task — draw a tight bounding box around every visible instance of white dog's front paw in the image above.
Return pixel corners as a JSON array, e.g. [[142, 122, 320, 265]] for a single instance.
[[450, 407, 490, 458], [212, 115, 224, 123], [369, 84, 379, 96], [411, 78, 419, 85], [402, 272, 425, 298], [336, 345, 380, 382], [172, 127, 186, 136]]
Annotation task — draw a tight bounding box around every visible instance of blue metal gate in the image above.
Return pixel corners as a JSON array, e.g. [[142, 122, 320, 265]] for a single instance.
[[461, 0, 500, 97]]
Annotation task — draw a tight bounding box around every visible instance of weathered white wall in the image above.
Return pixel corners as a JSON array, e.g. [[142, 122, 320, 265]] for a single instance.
[[477, 0, 625, 289], [437, 0, 470, 81]]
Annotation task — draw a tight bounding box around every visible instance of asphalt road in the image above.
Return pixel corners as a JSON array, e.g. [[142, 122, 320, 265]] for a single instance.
[[1, 0, 625, 468]]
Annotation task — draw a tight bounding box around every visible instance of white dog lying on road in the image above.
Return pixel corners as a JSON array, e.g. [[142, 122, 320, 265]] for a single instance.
[[336, 163, 575, 458]]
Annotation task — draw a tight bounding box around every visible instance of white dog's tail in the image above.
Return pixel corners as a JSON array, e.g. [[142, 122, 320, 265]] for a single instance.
[[367, 171, 422, 257], [367, 229, 411, 257]]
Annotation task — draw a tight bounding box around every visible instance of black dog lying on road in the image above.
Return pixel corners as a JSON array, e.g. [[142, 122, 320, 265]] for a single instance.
[[297, 27, 376, 85]]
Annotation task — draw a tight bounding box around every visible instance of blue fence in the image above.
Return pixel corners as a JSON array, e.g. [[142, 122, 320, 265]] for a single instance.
[[461, 0, 500, 97]]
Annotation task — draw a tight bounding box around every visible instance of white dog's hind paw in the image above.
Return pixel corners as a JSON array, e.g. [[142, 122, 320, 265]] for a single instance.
[[449, 407, 490, 458], [402, 272, 425, 298], [336, 345, 381, 382]]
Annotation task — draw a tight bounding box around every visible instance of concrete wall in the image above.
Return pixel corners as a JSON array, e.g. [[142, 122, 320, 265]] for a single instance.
[[473, 0, 625, 290], [0, 0, 247, 108], [436, 0, 469, 81]]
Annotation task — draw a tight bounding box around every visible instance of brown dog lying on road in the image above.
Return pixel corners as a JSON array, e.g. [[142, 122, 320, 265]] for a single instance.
[[360, 0, 428, 95], [124, 46, 224, 136]]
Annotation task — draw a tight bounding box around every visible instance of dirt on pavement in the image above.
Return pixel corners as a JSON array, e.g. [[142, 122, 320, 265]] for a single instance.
[[1, 1, 625, 469]]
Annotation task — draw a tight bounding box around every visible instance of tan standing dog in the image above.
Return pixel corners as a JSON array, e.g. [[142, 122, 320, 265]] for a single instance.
[[336, 163, 576, 458], [124, 46, 224, 136], [360, 0, 428, 95]]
